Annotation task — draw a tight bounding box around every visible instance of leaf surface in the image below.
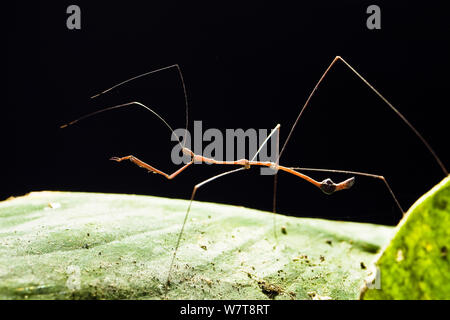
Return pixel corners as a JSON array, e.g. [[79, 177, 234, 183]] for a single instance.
[[361, 176, 450, 299], [0, 191, 394, 299]]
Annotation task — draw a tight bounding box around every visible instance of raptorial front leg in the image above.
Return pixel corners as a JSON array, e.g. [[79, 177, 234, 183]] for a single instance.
[[110, 155, 193, 180]]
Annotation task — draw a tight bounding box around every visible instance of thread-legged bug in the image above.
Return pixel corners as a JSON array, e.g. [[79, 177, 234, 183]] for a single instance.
[[61, 56, 447, 295]]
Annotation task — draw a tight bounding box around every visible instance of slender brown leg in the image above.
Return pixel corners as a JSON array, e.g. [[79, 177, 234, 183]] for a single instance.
[[165, 167, 246, 294], [110, 155, 193, 180], [278, 56, 447, 176], [272, 125, 280, 242]]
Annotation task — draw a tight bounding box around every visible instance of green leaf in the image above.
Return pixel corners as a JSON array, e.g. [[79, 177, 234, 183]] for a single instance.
[[361, 176, 450, 300], [0, 191, 393, 300]]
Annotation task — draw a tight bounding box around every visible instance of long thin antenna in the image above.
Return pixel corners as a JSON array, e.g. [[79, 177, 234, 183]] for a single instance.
[[90, 64, 190, 147], [60, 101, 183, 148], [278, 56, 448, 176]]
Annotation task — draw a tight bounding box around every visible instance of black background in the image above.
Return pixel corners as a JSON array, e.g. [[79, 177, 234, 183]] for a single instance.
[[6, 1, 450, 226]]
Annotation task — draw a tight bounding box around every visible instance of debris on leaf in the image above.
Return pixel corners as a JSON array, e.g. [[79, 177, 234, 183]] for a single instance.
[[308, 291, 332, 300]]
